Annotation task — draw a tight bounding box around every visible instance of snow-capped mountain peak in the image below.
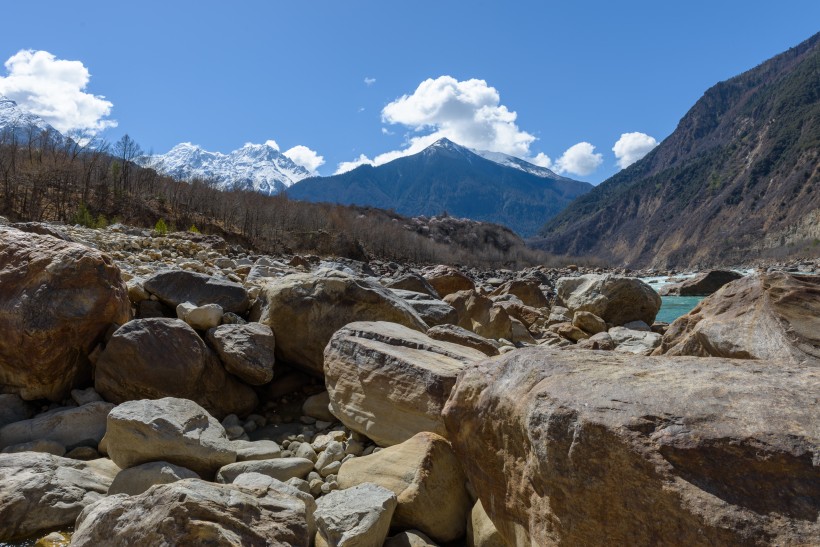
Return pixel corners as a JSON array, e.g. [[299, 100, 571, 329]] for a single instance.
[[0, 95, 62, 139], [144, 141, 313, 195]]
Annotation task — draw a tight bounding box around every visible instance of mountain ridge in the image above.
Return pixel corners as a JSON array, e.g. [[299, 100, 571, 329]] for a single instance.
[[535, 32, 820, 268], [286, 138, 593, 237]]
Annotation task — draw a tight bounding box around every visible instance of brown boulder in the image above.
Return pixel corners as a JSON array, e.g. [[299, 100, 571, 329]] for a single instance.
[[258, 270, 428, 376], [95, 318, 257, 418], [444, 290, 513, 341], [490, 279, 549, 308], [384, 272, 440, 298], [424, 265, 475, 297], [0, 228, 130, 401], [443, 348, 820, 545], [656, 272, 820, 365]]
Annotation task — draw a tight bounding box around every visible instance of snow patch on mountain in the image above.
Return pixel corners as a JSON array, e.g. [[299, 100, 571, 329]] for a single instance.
[[0, 95, 62, 138], [473, 148, 569, 180], [144, 141, 313, 195]]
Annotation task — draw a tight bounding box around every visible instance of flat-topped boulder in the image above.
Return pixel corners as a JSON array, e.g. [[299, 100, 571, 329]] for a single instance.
[[426, 324, 500, 356], [556, 274, 661, 326], [143, 269, 250, 313], [443, 347, 820, 545], [390, 289, 459, 327], [384, 272, 440, 298], [659, 269, 743, 296], [258, 269, 428, 376], [104, 398, 236, 478], [656, 272, 820, 365], [95, 318, 257, 418], [0, 228, 130, 401], [324, 321, 485, 446], [71, 479, 311, 547]]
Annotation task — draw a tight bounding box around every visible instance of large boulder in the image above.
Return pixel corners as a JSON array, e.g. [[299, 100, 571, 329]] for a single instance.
[[95, 318, 257, 418], [0, 401, 113, 451], [0, 394, 33, 428], [258, 269, 428, 376], [443, 348, 820, 546], [0, 452, 118, 541], [556, 274, 661, 326], [215, 457, 315, 484], [71, 479, 311, 547], [315, 483, 397, 547], [608, 326, 662, 355], [658, 270, 744, 296], [490, 279, 549, 308], [423, 265, 475, 298], [444, 290, 513, 341], [390, 289, 459, 327], [324, 322, 485, 446], [207, 322, 276, 385], [338, 432, 471, 543], [143, 269, 250, 314], [0, 228, 130, 401], [655, 272, 820, 366], [104, 398, 236, 477]]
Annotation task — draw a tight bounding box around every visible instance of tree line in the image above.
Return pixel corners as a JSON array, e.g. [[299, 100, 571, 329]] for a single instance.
[[0, 127, 569, 268]]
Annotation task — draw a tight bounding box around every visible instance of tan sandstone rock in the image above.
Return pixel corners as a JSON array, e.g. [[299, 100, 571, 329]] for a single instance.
[[655, 272, 820, 365], [324, 322, 485, 446], [443, 347, 819, 546], [444, 290, 513, 340], [338, 431, 471, 543], [556, 274, 661, 326]]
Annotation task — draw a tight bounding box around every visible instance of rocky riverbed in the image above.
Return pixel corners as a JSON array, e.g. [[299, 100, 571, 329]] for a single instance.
[[0, 220, 818, 546]]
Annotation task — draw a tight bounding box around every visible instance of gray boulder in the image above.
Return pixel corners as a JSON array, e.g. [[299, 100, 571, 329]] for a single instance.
[[104, 398, 236, 477], [207, 323, 276, 385], [556, 274, 661, 326], [0, 401, 113, 452], [108, 460, 200, 495], [215, 457, 315, 484], [143, 269, 250, 314], [315, 483, 398, 547]]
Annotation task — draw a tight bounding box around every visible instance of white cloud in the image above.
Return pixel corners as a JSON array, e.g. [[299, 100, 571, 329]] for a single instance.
[[265, 139, 280, 151], [0, 49, 116, 134], [335, 153, 373, 175], [612, 131, 659, 169], [283, 145, 325, 175], [530, 152, 553, 169], [553, 142, 603, 176], [379, 76, 536, 159], [364, 77, 376, 86]]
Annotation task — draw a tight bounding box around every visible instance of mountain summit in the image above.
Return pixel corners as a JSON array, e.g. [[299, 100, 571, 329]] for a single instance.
[[286, 138, 592, 237], [145, 141, 312, 195], [536, 32, 820, 267], [0, 95, 62, 141]]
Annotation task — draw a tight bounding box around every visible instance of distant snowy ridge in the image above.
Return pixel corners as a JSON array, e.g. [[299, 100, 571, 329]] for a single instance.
[[0, 95, 63, 139], [144, 141, 312, 195], [473, 149, 570, 181]]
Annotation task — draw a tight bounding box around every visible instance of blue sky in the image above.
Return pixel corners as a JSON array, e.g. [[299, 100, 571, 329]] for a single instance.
[[0, 1, 817, 183]]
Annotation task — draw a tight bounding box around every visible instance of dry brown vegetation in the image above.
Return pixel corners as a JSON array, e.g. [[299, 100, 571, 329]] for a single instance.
[[0, 130, 577, 268]]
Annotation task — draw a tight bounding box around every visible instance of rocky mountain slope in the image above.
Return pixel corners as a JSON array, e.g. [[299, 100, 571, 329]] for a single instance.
[[144, 142, 312, 195], [535, 32, 820, 268], [286, 138, 593, 237]]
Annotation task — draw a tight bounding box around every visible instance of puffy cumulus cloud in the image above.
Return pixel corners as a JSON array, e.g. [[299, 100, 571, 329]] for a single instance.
[[612, 132, 659, 169], [379, 76, 536, 159], [0, 49, 116, 134], [265, 139, 280, 150], [553, 142, 603, 176], [283, 145, 325, 175], [335, 153, 374, 175]]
